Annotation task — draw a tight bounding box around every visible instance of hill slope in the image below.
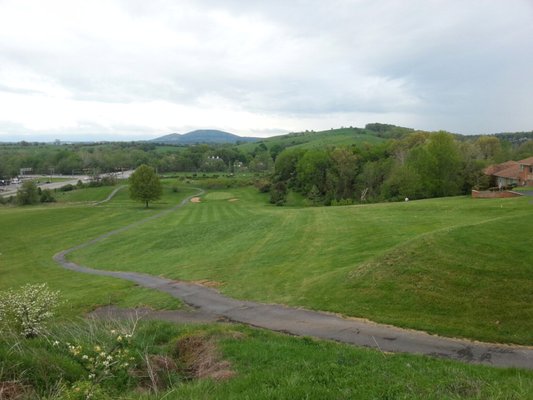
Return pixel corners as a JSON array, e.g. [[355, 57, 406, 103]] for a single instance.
[[151, 129, 258, 144], [237, 127, 391, 153], [70, 189, 533, 345]]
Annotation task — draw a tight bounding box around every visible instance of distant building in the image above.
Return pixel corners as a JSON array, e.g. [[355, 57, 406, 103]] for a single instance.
[[484, 157, 533, 187]]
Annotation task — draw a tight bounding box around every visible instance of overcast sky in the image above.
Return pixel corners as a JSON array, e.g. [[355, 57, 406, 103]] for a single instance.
[[0, 0, 532, 141]]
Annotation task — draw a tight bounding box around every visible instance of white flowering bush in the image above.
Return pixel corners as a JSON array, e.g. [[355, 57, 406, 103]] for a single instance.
[[62, 329, 136, 384], [54, 327, 138, 399], [0, 283, 60, 338]]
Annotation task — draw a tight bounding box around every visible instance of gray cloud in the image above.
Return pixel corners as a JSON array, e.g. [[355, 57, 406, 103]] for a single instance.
[[0, 0, 532, 141]]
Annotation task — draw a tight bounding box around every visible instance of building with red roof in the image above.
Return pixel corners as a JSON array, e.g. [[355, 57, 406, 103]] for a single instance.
[[483, 157, 533, 187]]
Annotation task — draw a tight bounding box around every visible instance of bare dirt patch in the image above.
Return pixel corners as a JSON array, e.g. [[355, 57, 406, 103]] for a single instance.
[[175, 334, 236, 381], [192, 279, 224, 288], [136, 355, 180, 392], [190, 197, 201, 203], [228, 198, 239, 202], [0, 381, 31, 400]]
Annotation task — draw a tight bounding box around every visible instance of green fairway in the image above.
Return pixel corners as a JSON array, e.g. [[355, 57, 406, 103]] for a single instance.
[[70, 187, 533, 344], [2, 178, 533, 399], [0, 181, 200, 317]]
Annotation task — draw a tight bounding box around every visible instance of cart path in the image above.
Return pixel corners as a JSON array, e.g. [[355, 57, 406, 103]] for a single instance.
[[53, 190, 533, 370], [94, 185, 126, 205]]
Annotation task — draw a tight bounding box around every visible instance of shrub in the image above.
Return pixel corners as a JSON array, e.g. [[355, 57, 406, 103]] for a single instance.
[[270, 181, 287, 206], [255, 178, 271, 193], [40, 189, 56, 203], [59, 183, 75, 192], [0, 283, 61, 338], [100, 176, 117, 186], [16, 181, 40, 205]]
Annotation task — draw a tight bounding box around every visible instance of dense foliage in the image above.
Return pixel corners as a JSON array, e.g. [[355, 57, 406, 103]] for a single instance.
[[1, 125, 532, 205], [270, 130, 532, 205]]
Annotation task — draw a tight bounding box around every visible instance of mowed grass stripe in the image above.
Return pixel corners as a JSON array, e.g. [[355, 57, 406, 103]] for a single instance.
[[70, 191, 533, 344], [217, 202, 233, 221], [206, 199, 218, 222], [181, 201, 202, 224]]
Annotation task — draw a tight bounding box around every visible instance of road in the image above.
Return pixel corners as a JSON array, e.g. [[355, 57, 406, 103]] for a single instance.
[[53, 189, 533, 370], [0, 170, 133, 197]]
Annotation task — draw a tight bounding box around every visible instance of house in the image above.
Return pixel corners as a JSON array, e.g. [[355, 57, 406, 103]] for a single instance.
[[517, 156, 533, 186], [483, 156, 533, 188]]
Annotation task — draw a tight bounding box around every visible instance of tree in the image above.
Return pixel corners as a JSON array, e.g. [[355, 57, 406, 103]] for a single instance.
[[129, 164, 162, 208], [476, 136, 502, 161], [328, 148, 359, 201], [16, 180, 39, 205], [269, 181, 288, 206], [296, 150, 331, 195], [381, 164, 424, 200]]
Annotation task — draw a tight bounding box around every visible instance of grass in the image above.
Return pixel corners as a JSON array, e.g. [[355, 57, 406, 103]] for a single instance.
[[71, 189, 533, 344], [2, 177, 533, 398], [237, 127, 385, 153], [0, 180, 200, 317], [55, 185, 121, 202], [2, 320, 532, 399]]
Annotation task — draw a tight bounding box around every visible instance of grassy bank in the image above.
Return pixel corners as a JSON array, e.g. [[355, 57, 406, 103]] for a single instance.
[[71, 188, 533, 344], [0, 181, 197, 316], [2, 320, 532, 399]]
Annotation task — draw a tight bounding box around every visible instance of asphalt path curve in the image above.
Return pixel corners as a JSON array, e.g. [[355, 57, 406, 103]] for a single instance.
[[53, 189, 533, 370]]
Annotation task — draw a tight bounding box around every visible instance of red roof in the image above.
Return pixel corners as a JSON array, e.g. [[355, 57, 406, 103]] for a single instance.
[[518, 156, 533, 166], [493, 164, 521, 179], [483, 160, 518, 176]]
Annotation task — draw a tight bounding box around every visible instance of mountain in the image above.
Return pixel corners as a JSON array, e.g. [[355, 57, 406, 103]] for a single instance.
[[151, 129, 258, 144]]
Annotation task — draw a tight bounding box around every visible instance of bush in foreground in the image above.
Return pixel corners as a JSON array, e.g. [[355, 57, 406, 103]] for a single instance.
[[0, 283, 60, 338]]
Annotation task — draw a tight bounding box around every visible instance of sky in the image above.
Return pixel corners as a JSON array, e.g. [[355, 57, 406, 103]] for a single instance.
[[0, 0, 532, 142]]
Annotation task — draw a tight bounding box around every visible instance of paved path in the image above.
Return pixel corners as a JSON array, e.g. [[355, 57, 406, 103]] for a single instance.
[[94, 185, 126, 205], [53, 190, 533, 370]]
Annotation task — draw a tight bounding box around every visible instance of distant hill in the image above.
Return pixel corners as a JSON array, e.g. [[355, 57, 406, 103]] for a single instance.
[[467, 131, 533, 144], [236, 125, 393, 154], [151, 130, 258, 144]]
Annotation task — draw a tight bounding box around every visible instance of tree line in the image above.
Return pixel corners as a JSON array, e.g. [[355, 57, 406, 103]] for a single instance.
[[2, 128, 532, 206], [267, 131, 533, 205], [0, 142, 272, 178]]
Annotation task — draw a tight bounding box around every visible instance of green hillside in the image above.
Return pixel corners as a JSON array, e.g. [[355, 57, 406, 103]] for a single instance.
[[237, 127, 387, 153], [3, 180, 533, 399], [70, 186, 533, 345]]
